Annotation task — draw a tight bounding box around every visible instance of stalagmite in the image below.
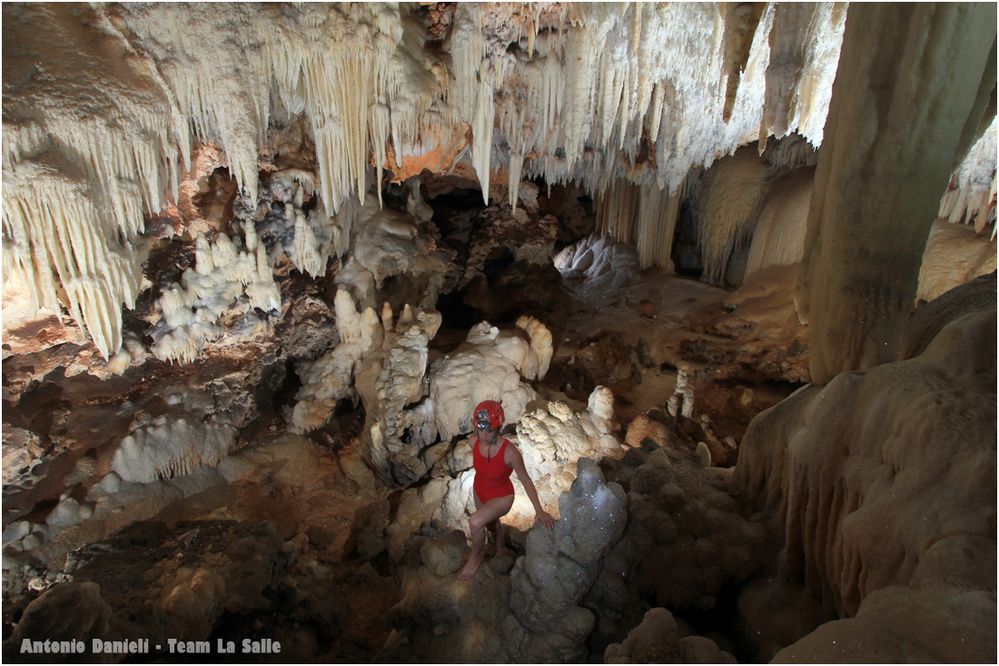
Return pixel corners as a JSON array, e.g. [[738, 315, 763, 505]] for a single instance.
[[290, 289, 383, 433], [515, 315, 554, 381], [666, 364, 696, 419], [797, 3, 997, 383]]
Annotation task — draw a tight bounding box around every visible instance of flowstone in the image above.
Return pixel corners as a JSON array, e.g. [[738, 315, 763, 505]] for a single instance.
[[735, 287, 997, 661]]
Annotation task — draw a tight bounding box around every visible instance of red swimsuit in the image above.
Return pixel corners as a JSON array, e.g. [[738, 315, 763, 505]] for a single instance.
[[473, 438, 515, 502]]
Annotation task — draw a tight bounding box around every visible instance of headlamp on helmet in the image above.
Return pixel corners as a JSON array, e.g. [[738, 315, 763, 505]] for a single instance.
[[472, 400, 504, 431]]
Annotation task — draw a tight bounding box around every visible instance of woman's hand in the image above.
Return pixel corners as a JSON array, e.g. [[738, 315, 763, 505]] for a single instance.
[[535, 509, 556, 529]]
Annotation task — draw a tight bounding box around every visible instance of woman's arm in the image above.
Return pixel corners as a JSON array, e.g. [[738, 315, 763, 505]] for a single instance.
[[508, 444, 556, 528]]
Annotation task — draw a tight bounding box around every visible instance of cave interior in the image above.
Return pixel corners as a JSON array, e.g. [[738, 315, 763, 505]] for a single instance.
[[1, 2, 997, 664]]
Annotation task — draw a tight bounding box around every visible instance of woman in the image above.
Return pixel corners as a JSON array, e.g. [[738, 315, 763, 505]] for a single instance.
[[457, 400, 556, 580]]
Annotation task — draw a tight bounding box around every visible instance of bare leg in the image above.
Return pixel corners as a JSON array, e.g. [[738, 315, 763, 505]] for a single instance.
[[458, 494, 514, 580], [485, 520, 498, 552], [474, 493, 502, 553], [494, 520, 508, 557], [475, 493, 496, 551]]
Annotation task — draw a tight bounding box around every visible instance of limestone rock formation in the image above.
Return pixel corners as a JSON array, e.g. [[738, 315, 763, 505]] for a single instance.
[[501, 459, 628, 663], [797, 3, 996, 383], [899, 271, 996, 361], [356, 306, 442, 484], [6, 521, 285, 654], [696, 147, 771, 285], [3, 3, 849, 358], [604, 607, 736, 663], [736, 279, 997, 660], [624, 413, 670, 449], [4, 582, 114, 650], [916, 220, 997, 303], [743, 168, 814, 281], [459, 206, 559, 288], [937, 115, 997, 231], [734, 576, 835, 662], [554, 234, 640, 292], [111, 415, 238, 483], [589, 445, 770, 655], [338, 194, 453, 310], [1, 3, 996, 663], [290, 290, 384, 433], [150, 232, 280, 365], [408, 319, 548, 447], [381, 532, 510, 663], [684, 264, 811, 384]]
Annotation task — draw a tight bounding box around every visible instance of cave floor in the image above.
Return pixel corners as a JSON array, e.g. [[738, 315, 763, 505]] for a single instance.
[[3, 262, 810, 662]]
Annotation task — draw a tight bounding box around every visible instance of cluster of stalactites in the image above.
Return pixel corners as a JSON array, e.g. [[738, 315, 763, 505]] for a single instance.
[[498, 3, 844, 198], [0, 3, 191, 359], [938, 116, 997, 237], [110, 415, 237, 484], [2, 2, 847, 357], [595, 176, 693, 271], [479, 1, 844, 269]]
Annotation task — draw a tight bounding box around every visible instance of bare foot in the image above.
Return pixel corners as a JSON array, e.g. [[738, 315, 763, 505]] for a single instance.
[[494, 543, 508, 558], [457, 552, 483, 580]]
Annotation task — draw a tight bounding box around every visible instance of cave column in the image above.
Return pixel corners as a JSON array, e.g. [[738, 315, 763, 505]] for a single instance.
[[797, 3, 996, 384]]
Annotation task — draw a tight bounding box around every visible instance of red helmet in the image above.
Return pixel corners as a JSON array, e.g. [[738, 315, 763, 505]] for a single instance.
[[473, 400, 504, 431]]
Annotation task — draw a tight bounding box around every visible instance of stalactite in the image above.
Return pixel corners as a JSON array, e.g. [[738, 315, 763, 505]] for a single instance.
[[698, 149, 771, 284], [111, 416, 238, 484], [635, 183, 681, 271], [595, 177, 687, 271], [762, 133, 820, 170], [937, 116, 997, 233], [745, 170, 814, 279], [789, 3, 848, 147], [760, 4, 819, 143], [596, 180, 640, 245], [721, 3, 766, 123], [472, 75, 497, 205], [508, 147, 525, 211], [3, 2, 854, 359]]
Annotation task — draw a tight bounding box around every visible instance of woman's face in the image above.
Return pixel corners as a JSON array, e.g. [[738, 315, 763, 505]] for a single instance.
[[478, 426, 500, 445]]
